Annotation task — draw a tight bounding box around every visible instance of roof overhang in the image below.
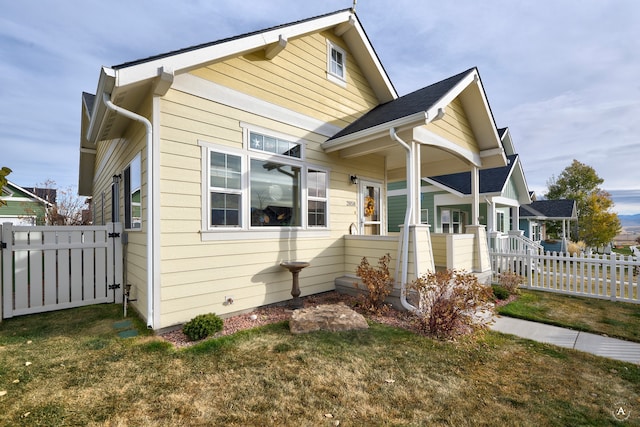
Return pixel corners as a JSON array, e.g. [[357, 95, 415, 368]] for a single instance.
[[321, 68, 506, 176]]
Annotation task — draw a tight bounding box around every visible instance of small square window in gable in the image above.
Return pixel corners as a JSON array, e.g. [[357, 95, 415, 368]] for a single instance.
[[326, 40, 347, 87]]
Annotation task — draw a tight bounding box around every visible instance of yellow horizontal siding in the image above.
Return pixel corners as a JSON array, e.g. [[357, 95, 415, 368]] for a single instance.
[[428, 97, 479, 153], [189, 31, 378, 128]]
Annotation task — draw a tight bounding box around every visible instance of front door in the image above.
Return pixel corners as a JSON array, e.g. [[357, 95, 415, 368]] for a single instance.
[[360, 180, 382, 235]]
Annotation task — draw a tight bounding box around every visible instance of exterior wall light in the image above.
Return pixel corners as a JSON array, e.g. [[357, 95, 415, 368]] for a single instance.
[[350, 175, 358, 185]]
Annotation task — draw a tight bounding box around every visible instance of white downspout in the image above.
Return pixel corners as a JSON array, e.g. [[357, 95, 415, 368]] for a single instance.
[[102, 93, 155, 329], [390, 128, 417, 313]]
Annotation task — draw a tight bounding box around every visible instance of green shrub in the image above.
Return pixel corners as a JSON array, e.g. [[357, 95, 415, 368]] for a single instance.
[[491, 285, 511, 300], [355, 253, 393, 314], [183, 313, 224, 341], [410, 269, 494, 340]]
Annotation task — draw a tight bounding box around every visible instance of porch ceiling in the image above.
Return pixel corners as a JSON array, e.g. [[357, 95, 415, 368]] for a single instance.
[[330, 127, 498, 181]]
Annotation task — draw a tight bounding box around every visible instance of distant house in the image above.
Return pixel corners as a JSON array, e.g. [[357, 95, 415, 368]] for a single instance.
[[78, 9, 506, 330], [519, 198, 577, 252], [0, 181, 52, 225]]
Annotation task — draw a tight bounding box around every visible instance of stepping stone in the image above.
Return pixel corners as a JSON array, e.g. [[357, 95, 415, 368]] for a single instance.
[[113, 320, 133, 330], [117, 329, 138, 338]]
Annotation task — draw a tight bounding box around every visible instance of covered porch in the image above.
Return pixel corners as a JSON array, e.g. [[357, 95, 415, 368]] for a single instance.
[[324, 68, 507, 309]]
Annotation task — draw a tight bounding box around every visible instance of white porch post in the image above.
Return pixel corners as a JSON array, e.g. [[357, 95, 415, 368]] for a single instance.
[[512, 205, 520, 231], [471, 165, 479, 226]]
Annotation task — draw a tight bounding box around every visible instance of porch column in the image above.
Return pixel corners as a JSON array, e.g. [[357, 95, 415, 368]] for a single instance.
[[410, 140, 422, 225], [486, 198, 495, 233], [471, 165, 479, 226], [512, 205, 520, 231]]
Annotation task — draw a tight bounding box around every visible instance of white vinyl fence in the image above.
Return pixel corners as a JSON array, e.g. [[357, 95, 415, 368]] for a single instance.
[[1, 222, 123, 319], [490, 250, 640, 303]]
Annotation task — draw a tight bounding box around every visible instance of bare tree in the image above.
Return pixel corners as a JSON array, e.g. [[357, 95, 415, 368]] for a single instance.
[[35, 180, 90, 225]]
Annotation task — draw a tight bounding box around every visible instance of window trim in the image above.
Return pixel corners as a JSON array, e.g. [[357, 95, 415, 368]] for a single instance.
[[124, 153, 142, 231], [326, 40, 347, 87], [198, 126, 330, 239]]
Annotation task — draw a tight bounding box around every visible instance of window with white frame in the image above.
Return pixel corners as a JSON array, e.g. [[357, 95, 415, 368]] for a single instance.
[[496, 211, 505, 233], [441, 209, 465, 233], [327, 41, 346, 85], [203, 128, 328, 231], [124, 153, 141, 230]]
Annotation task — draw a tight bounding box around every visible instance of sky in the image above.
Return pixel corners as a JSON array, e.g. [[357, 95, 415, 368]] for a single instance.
[[1, 0, 639, 215]]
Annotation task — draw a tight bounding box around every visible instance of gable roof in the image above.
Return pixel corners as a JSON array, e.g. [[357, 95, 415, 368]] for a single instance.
[[425, 154, 523, 196], [1, 181, 53, 207], [328, 68, 475, 141], [80, 9, 399, 195], [520, 199, 577, 220], [321, 67, 506, 172], [84, 9, 396, 143]]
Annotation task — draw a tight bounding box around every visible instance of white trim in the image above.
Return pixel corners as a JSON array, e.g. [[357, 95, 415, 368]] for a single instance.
[[152, 96, 162, 329], [413, 127, 481, 166], [240, 122, 306, 160], [199, 132, 330, 234], [173, 73, 342, 137], [114, 12, 355, 87], [326, 40, 347, 87]]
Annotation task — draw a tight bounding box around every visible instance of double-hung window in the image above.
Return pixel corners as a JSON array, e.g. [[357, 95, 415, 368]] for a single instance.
[[327, 40, 346, 86], [202, 126, 329, 233], [210, 151, 242, 227]]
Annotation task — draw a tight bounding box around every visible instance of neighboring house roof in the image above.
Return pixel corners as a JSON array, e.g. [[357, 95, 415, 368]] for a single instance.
[[423, 150, 531, 205], [426, 154, 519, 195], [23, 187, 57, 205], [2, 181, 53, 207], [520, 199, 577, 220], [328, 68, 476, 141]]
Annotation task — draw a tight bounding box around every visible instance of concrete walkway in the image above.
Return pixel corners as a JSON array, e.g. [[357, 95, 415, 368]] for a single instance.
[[491, 316, 640, 365]]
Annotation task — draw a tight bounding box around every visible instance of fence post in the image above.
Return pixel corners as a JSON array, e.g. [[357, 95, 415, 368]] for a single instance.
[[610, 253, 617, 301], [1, 223, 14, 320]]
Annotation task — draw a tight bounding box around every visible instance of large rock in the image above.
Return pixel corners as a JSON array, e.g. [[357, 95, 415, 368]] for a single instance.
[[290, 304, 369, 334]]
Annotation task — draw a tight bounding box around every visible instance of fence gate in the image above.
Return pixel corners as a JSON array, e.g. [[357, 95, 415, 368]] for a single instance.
[[1, 222, 123, 319]]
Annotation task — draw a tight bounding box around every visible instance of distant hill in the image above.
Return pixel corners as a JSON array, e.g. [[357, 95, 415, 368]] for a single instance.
[[619, 214, 640, 227]]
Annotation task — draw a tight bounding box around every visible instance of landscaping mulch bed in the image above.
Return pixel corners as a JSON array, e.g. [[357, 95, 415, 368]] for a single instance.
[[160, 291, 422, 348]]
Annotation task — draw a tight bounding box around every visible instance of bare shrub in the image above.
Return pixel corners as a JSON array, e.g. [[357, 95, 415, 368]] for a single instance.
[[355, 253, 393, 314], [497, 270, 524, 295], [410, 269, 494, 340], [567, 240, 586, 256]]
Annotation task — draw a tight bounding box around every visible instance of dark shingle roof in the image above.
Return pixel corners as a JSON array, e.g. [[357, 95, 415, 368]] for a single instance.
[[82, 92, 96, 116], [327, 67, 477, 141], [427, 154, 518, 195], [112, 9, 352, 70], [520, 199, 576, 219]]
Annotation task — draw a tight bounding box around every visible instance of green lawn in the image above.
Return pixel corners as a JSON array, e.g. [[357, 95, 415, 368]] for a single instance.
[[0, 303, 639, 426], [498, 289, 640, 342]]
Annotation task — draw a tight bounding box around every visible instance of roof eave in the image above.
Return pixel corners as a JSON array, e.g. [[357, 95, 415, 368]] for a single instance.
[[322, 112, 427, 152]]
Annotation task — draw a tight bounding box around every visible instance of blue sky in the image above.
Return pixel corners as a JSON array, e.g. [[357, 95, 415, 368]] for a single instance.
[[1, 0, 639, 214]]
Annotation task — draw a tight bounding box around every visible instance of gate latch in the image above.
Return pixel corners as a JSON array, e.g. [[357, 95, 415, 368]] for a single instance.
[[109, 283, 121, 290]]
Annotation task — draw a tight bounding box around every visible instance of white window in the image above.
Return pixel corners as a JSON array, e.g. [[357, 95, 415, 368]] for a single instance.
[[441, 209, 465, 234], [307, 169, 327, 227], [202, 127, 328, 232], [327, 41, 346, 86], [420, 208, 429, 225], [210, 151, 242, 227], [496, 211, 505, 233], [124, 153, 141, 230]]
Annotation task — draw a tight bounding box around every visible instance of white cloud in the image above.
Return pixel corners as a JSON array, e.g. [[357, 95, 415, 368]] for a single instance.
[[1, 0, 639, 214]]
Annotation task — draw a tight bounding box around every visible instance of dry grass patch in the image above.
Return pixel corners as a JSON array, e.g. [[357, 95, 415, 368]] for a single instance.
[[498, 290, 640, 342], [0, 304, 639, 425]]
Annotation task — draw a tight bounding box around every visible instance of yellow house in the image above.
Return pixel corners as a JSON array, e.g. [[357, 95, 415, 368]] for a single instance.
[[78, 9, 505, 330]]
